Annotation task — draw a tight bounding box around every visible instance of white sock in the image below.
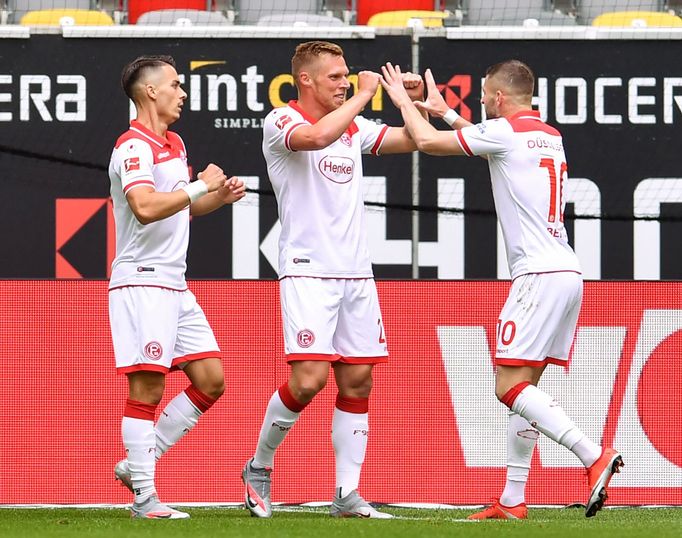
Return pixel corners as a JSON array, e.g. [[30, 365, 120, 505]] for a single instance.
[[253, 390, 301, 468], [332, 408, 368, 498], [155, 391, 203, 460], [510, 384, 601, 468], [500, 412, 538, 507], [122, 416, 156, 502]]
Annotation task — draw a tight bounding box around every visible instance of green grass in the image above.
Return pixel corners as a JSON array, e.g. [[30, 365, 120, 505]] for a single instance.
[[0, 506, 680, 538]]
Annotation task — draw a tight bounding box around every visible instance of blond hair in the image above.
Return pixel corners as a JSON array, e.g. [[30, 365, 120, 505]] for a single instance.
[[291, 41, 344, 87]]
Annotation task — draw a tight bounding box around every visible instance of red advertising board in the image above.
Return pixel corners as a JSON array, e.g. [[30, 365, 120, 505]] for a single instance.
[[1, 280, 680, 505]]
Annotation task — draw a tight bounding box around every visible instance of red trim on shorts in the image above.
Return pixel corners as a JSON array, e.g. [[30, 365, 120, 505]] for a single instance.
[[500, 381, 531, 409], [286, 353, 341, 363], [336, 395, 369, 414], [279, 275, 373, 281], [108, 284, 189, 292], [338, 355, 388, 365], [278, 383, 307, 413], [124, 398, 157, 421], [185, 385, 217, 413], [117, 363, 169, 375], [496, 357, 567, 368], [511, 270, 582, 282], [371, 125, 389, 155], [171, 351, 221, 368]]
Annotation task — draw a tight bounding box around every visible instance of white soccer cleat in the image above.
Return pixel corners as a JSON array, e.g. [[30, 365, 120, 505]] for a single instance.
[[130, 495, 190, 519], [114, 459, 134, 493], [242, 458, 273, 518], [330, 489, 393, 519]]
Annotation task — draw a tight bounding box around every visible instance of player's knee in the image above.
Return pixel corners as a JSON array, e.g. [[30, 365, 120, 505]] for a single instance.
[[294, 378, 327, 402], [203, 378, 225, 400]]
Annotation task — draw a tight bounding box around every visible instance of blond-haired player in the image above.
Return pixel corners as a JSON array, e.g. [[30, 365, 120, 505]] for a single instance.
[[108, 55, 245, 519], [381, 59, 623, 519], [242, 41, 423, 519]]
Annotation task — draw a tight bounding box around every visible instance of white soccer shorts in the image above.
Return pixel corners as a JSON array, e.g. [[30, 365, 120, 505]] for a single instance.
[[495, 271, 582, 367], [279, 277, 388, 364], [109, 286, 220, 374]]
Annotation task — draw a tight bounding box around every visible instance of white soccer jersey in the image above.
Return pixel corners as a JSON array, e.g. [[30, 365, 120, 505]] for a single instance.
[[456, 110, 581, 279], [108, 120, 192, 291], [262, 100, 390, 278]]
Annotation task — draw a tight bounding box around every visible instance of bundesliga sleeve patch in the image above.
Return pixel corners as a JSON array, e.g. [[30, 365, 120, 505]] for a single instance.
[[124, 157, 140, 173]]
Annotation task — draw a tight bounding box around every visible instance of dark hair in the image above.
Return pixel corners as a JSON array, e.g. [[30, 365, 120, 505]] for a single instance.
[[291, 41, 344, 81], [485, 59, 534, 97], [121, 55, 176, 102]]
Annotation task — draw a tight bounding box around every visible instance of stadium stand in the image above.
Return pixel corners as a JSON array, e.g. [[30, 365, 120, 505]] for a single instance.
[[357, 0, 439, 24], [577, 0, 663, 24], [235, 0, 322, 25], [126, 0, 214, 24], [7, 0, 92, 23], [463, 0, 577, 25], [136, 8, 231, 25], [366, 9, 451, 27], [255, 12, 345, 26], [591, 10, 682, 26], [19, 7, 114, 24]]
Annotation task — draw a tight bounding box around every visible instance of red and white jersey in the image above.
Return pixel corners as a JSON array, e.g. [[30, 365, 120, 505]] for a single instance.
[[108, 120, 192, 291], [262, 100, 390, 278], [456, 110, 581, 279]]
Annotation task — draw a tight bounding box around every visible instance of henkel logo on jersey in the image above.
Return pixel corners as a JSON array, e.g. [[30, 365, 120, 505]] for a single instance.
[[318, 156, 355, 184]]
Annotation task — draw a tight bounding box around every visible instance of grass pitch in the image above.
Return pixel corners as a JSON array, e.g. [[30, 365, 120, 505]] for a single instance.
[[0, 506, 680, 538]]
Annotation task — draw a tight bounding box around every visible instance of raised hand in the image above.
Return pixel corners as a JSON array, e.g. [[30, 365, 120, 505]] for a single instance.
[[380, 62, 412, 108], [402, 71, 424, 102], [357, 70, 381, 98], [413, 68, 449, 119], [216, 176, 246, 204], [197, 163, 227, 192]]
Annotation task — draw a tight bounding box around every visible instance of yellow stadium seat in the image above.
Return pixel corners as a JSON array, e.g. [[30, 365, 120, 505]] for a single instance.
[[592, 11, 682, 27], [20, 9, 114, 26], [367, 10, 448, 28]]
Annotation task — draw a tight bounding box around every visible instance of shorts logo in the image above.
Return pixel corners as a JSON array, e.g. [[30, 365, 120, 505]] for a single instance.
[[124, 157, 140, 173], [297, 329, 315, 348], [144, 341, 163, 360]]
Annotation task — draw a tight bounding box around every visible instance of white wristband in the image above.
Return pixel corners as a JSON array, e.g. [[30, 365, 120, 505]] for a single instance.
[[442, 108, 461, 127], [182, 179, 208, 204]]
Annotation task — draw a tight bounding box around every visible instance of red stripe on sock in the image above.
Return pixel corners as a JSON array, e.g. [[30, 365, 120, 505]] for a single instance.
[[335, 394, 369, 414], [124, 398, 156, 421], [501, 381, 532, 409], [278, 383, 307, 413], [184, 385, 217, 413]]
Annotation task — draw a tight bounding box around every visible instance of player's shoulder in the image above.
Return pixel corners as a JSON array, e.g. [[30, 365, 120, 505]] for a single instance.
[[466, 117, 512, 140], [113, 129, 153, 152]]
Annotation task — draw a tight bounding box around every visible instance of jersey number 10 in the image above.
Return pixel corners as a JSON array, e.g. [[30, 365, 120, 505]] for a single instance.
[[539, 158, 568, 224]]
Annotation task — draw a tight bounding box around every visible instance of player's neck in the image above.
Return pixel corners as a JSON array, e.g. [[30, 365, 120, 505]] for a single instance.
[[501, 103, 533, 119], [295, 96, 327, 122], [134, 107, 170, 139]]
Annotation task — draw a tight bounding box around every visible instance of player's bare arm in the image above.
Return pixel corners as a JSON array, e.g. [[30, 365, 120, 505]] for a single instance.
[[289, 70, 380, 151], [381, 63, 467, 157], [125, 163, 227, 224], [379, 70, 428, 155], [191, 176, 246, 216]]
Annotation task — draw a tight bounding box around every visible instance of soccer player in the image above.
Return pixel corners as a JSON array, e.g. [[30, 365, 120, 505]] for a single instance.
[[241, 41, 423, 519], [380, 60, 623, 519], [108, 55, 245, 519]]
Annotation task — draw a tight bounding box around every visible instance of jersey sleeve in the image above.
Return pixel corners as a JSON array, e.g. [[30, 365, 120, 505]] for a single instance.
[[355, 115, 390, 155], [264, 107, 308, 155], [455, 118, 510, 157], [112, 138, 155, 195]]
